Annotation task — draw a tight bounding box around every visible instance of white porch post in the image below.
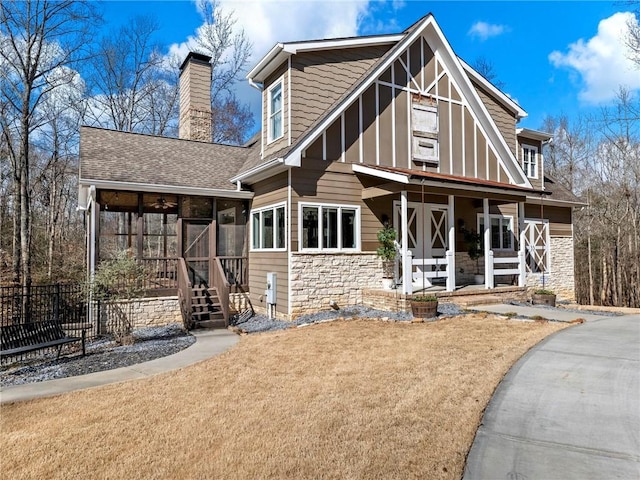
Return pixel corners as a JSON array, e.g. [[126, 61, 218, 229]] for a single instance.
[[401, 190, 413, 295], [446, 194, 455, 292], [518, 201, 526, 287], [483, 198, 493, 289]]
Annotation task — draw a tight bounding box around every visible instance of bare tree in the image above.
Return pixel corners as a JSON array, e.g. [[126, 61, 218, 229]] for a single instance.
[[195, 0, 254, 143], [472, 56, 506, 90], [0, 0, 98, 294], [85, 15, 164, 132]]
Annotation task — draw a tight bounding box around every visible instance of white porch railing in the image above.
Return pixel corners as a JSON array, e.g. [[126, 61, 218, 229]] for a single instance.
[[488, 251, 526, 288], [401, 250, 454, 294]]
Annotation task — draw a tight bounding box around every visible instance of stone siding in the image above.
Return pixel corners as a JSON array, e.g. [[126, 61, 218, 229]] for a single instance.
[[526, 236, 575, 301], [290, 253, 382, 317], [98, 296, 182, 334]]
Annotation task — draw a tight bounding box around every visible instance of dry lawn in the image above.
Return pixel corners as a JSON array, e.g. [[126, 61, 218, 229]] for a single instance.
[[1, 315, 568, 480]]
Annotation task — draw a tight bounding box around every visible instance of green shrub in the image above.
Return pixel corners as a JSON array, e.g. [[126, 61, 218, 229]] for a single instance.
[[534, 289, 555, 296], [412, 295, 438, 302]]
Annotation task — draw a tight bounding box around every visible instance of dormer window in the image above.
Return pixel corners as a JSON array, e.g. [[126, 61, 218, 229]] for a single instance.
[[522, 144, 538, 179], [268, 80, 283, 142]]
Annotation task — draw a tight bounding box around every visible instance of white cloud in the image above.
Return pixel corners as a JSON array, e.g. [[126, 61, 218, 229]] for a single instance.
[[170, 0, 372, 67], [168, 0, 373, 135], [467, 21, 508, 41], [549, 11, 640, 104]]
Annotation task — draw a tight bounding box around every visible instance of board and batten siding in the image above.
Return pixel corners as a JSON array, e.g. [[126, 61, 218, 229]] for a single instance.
[[300, 35, 514, 185], [248, 172, 289, 316]]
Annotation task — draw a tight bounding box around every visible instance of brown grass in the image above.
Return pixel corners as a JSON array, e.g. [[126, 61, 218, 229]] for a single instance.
[[0, 315, 567, 480]]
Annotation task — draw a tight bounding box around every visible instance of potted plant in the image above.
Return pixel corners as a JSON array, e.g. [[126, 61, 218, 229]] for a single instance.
[[462, 227, 484, 284], [532, 289, 556, 307], [376, 225, 397, 289], [410, 295, 439, 319]]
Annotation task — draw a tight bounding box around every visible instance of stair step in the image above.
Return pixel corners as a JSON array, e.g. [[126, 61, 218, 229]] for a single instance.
[[193, 319, 226, 329], [192, 310, 222, 317]]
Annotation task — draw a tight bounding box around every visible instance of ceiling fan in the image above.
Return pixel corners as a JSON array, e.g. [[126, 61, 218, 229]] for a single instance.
[[151, 196, 177, 210]]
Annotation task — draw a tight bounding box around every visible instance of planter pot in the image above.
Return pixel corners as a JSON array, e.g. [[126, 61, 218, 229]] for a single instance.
[[473, 274, 485, 285], [410, 300, 438, 319], [532, 293, 556, 307], [381, 278, 394, 290]]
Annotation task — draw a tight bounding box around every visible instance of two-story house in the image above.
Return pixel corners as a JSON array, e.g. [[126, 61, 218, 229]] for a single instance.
[[78, 14, 581, 325]]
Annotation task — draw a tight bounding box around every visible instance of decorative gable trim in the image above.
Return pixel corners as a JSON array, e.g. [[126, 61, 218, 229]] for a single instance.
[[283, 14, 532, 188]]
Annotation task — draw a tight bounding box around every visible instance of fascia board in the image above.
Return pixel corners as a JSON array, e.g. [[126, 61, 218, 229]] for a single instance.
[[230, 157, 286, 184], [353, 164, 409, 184], [525, 195, 586, 207], [285, 34, 404, 54], [284, 19, 429, 164], [79, 179, 254, 199], [424, 21, 532, 188], [246, 43, 286, 82], [517, 128, 553, 141]]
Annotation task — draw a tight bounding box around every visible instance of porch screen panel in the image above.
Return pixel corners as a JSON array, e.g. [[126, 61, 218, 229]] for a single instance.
[[99, 211, 137, 259], [218, 200, 246, 256], [143, 213, 177, 258]]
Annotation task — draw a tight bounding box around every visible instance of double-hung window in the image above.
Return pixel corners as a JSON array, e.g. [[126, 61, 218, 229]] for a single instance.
[[267, 80, 283, 142], [522, 144, 538, 179], [478, 215, 514, 250], [251, 203, 286, 250], [300, 203, 359, 251]]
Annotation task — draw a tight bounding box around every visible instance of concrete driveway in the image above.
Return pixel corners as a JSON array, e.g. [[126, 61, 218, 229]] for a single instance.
[[464, 314, 640, 479]]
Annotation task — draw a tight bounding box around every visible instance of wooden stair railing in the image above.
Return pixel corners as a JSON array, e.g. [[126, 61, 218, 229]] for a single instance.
[[177, 257, 193, 329], [210, 258, 230, 327]]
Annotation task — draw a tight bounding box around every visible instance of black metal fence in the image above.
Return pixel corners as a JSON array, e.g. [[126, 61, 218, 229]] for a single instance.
[[0, 283, 91, 330]]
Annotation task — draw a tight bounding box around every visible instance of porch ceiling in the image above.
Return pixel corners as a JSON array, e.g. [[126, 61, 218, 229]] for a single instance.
[[354, 164, 543, 200]]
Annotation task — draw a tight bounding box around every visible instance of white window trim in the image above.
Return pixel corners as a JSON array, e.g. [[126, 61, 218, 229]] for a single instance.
[[250, 202, 287, 252], [266, 77, 284, 144], [477, 214, 515, 251], [298, 202, 361, 252], [521, 144, 538, 179]]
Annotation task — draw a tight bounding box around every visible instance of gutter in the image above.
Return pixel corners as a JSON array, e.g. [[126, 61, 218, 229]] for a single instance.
[[229, 157, 285, 184], [79, 179, 254, 199]]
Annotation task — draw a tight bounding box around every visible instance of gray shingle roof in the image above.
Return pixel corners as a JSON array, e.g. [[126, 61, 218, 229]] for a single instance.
[[543, 175, 584, 204], [79, 126, 258, 190]]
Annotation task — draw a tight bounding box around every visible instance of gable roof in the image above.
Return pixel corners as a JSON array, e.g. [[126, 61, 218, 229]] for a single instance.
[[236, 14, 532, 188], [79, 126, 254, 197]]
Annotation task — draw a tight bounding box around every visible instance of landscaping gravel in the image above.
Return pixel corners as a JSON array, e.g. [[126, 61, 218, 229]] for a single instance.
[[232, 303, 466, 333], [0, 323, 195, 388]]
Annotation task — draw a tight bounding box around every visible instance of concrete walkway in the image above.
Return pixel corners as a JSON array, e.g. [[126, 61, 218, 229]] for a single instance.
[[0, 329, 239, 404], [464, 313, 640, 479], [468, 303, 616, 322]]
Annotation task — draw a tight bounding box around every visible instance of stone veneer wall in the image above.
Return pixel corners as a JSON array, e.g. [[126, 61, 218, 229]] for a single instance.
[[98, 296, 182, 333], [526, 236, 575, 301], [290, 253, 382, 317]]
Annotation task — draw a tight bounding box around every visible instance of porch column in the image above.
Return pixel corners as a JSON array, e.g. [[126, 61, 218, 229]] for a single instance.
[[518, 201, 526, 287], [483, 198, 493, 289], [446, 195, 455, 292], [401, 190, 413, 295]]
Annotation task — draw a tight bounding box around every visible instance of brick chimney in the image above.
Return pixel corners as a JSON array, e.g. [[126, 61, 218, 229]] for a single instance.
[[179, 52, 212, 142]]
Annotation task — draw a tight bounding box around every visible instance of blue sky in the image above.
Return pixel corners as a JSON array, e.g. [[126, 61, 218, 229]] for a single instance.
[[102, 1, 640, 132]]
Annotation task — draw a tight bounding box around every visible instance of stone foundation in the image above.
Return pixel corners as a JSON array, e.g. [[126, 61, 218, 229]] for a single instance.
[[526, 236, 576, 301], [97, 296, 182, 334], [290, 252, 382, 317]]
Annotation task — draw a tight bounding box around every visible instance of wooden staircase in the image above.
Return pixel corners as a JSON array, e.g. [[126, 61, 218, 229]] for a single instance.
[[190, 286, 226, 329]]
